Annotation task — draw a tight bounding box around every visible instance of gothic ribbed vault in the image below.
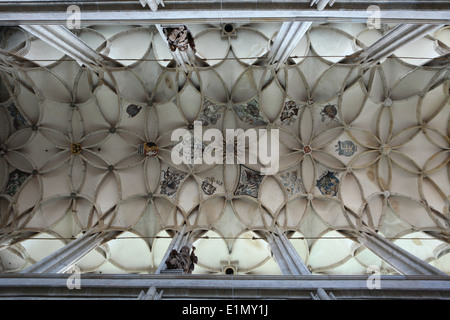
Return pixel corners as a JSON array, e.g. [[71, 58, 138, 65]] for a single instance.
[[0, 22, 449, 277]]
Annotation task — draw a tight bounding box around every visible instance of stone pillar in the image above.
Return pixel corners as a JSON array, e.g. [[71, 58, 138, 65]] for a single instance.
[[139, 0, 165, 12], [268, 21, 312, 70], [21, 230, 120, 274], [264, 228, 339, 299], [137, 286, 164, 300], [342, 23, 443, 68], [264, 227, 311, 276], [19, 25, 121, 69], [310, 288, 336, 300], [344, 228, 448, 276], [310, 0, 336, 11]]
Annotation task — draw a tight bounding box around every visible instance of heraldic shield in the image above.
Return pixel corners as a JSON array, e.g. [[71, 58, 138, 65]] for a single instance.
[[316, 171, 339, 197]]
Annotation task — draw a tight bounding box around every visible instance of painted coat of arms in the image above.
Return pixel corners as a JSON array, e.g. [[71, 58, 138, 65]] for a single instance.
[[160, 167, 186, 198], [175, 134, 205, 165], [335, 140, 357, 157], [5, 169, 30, 197], [316, 171, 339, 197], [279, 171, 304, 196], [138, 142, 159, 157], [320, 104, 339, 124], [198, 100, 223, 126], [6, 103, 27, 130], [234, 166, 264, 198], [233, 99, 267, 125], [280, 101, 300, 125], [201, 176, 223, 196], [126, 104, 142, 118]]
